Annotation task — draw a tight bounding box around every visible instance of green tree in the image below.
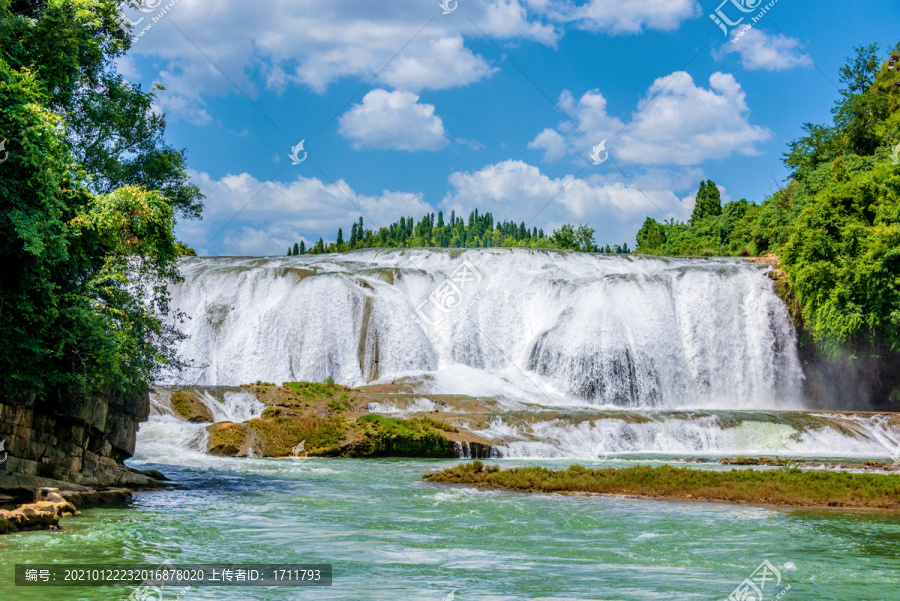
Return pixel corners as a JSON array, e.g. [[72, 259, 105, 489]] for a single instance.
[[690, 180, 722, 224], [0, 1, 195, 399], [292, 242, 300, 256]]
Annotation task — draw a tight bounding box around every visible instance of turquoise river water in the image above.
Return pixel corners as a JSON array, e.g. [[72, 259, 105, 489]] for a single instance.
[[1, 456, 899, 600]]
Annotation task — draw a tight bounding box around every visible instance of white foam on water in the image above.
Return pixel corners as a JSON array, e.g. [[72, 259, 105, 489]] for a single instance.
[[481, 413, 900, 459], [135, 389, 266, 466]]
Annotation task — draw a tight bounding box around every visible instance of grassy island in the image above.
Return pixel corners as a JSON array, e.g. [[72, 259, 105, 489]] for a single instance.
[[424, 463, 900, 509]]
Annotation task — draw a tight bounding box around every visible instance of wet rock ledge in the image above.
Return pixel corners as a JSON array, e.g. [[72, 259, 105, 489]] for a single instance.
[[155, 380, 498, 459]]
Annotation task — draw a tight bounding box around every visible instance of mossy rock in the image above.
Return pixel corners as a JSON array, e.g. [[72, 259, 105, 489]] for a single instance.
[[171, 391, 213, 423], [245, 415, 347, 457], [206, 422, 249, 456], [348, 415, 456, 458]]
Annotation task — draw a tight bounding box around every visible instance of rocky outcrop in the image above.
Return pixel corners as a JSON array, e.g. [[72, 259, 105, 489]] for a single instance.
[[0, 387, 163, 498]]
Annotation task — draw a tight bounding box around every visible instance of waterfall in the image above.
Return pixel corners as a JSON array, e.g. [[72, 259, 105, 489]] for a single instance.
[[162, 249, 804, 410], [134, 388, 265, 465]]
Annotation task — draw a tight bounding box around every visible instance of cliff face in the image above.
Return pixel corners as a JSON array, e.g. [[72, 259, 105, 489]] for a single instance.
[[0, 387, 157, 493], [765, 264, 900, 410]]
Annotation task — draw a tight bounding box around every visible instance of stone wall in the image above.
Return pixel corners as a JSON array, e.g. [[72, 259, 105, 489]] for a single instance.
[[0, 387, 156, 493]]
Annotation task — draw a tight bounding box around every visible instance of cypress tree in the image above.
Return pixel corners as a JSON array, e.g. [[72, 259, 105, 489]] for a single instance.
[[690, 179, 722, 224], [292, 242, 299, 255]]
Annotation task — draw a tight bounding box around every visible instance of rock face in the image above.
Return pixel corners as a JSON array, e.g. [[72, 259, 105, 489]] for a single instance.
[[0, 387, 158, 494]]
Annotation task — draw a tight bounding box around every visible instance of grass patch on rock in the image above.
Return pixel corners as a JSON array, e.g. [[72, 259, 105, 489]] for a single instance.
[[170, 391, 213, 423], [424, 463, 900, 509], [349, 415, 457, 458], [207, 422, 248, 456], [246, 415, 346, 457]]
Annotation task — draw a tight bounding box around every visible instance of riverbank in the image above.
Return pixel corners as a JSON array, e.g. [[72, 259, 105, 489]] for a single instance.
[[424, 462, 900, 509]]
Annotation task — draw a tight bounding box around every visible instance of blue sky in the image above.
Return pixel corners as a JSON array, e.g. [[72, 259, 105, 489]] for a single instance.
[[117, 0, 900, 255]]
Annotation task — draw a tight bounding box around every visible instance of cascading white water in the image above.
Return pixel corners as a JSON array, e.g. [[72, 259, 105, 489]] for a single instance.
[[163, 249, 803, 410], [134, 388, 265, 465], [481, 412, 900, 459]]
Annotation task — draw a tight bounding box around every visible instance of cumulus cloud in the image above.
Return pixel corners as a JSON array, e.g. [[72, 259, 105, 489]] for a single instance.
[[124, 0, 706, 122], [123, 0, 556, 120], [529, 71, 770, 165], [182, 169, 433, 255], [618, 71, 770, 164], [715, 28, 809, 71], [338, 89, 448, 151], [440, 160, 699, 243], [554, 0, 701, 34], [528, 127, 569, 162]]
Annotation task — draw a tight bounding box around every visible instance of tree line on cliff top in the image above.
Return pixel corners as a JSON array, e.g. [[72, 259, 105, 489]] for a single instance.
[[286, 212, 632, 256]]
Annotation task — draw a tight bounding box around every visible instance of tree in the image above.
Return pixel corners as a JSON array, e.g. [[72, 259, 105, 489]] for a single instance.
[[299, 240, 306, 254], [292, 242, 300, 256], [636, 217, 667, 252], [3, 0, 203, 219], [690, 180, 722, 224], [336, 227, 343, 247], [0, 1, 196, 399]]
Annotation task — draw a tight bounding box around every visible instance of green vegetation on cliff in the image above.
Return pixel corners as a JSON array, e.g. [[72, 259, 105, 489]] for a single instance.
[[425, 462, 900, 509], [0, 1, 202, 400], [287, 212, 632, 255], [634, 42, 900, 354]]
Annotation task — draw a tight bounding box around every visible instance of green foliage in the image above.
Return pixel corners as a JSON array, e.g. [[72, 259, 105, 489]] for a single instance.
[[352, 414, 456, 457], [690, 179, 722, 224], [0, 1, 199, 400], [246, 415, 346, 457], [290, 210, 629, 254]]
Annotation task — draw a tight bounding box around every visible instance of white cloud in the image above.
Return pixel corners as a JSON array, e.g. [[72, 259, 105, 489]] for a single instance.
[[380, 36, 498, 91], [338, 89, 448, 151], [715, 28, 809, 71], [181, 158, 713, 254], [182, 169, 434, 255], [224, 223, 309, 256], [125, 0, 557, 120], [618, 71, 770, 164], [528, 127, 568, 162], [126, 0, 706, 121], [556, 0, 700, 34], [441, 160, 699, 243], [530, 71, 770, 166]]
